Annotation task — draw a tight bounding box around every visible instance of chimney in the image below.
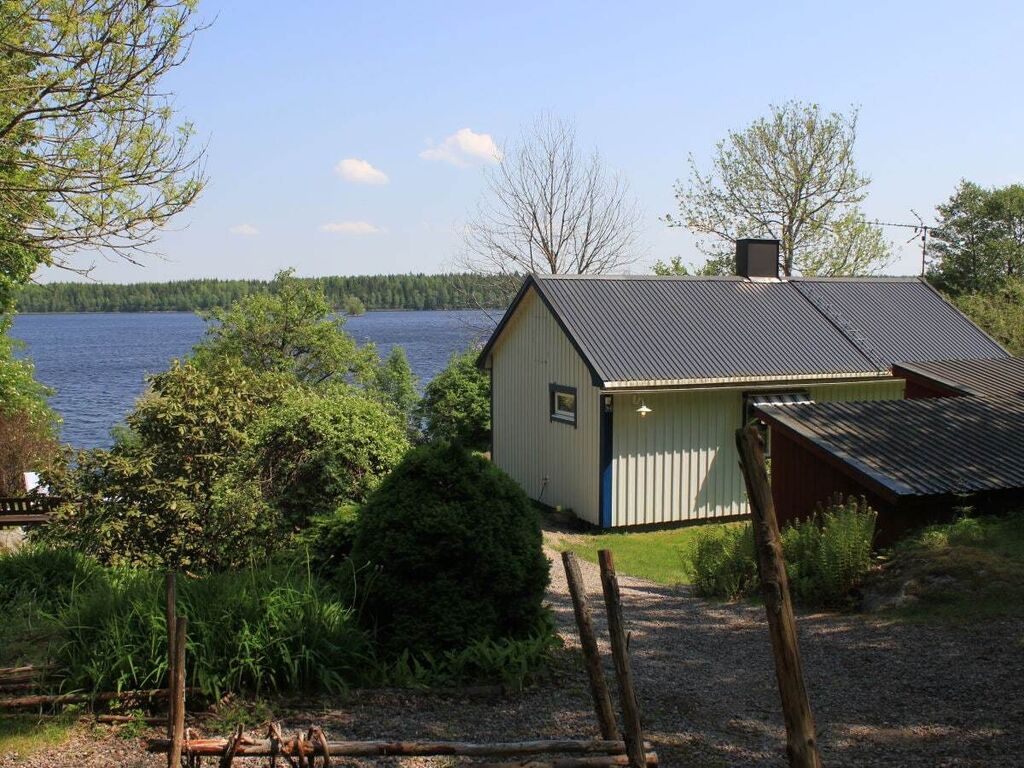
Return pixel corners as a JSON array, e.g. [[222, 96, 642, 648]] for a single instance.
[[735, 239, 780, 279]]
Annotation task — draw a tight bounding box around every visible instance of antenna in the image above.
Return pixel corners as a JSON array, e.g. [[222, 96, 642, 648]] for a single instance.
[[869, 211, 933, 276]]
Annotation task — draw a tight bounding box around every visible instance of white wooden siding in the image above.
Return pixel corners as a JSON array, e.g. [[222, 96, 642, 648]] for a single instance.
[[490, 288, 602, 523], [609, 378, 905, 526]]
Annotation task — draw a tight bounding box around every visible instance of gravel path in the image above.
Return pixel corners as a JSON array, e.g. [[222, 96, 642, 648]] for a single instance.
[[4, 536, 1023, 767]]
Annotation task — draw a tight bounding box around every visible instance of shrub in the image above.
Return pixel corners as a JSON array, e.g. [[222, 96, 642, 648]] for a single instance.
[[295, 504, 361, 574], [351, 443, 550, 657], [417, 350, 490, 451], [247, 387, 409, 528], [690, 525, 757, 600]]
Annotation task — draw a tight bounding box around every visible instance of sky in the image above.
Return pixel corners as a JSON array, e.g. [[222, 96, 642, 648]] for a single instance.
[[38, 0, 1024, 284]]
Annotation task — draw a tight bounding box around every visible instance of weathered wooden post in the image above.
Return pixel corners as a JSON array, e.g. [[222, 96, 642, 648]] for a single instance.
[[735, 425, 823, 768], [169, 615, 187, 768], [164, 573, 177, 739], [598, 550, 646, 768], [561, 551, 620, 740]]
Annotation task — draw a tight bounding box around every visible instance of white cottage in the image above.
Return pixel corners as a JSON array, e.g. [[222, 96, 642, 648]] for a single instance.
[[477, 240, 1007, 528]]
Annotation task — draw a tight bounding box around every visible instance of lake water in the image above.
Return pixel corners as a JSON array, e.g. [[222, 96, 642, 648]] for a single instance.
[[11, 310, 495, 450]]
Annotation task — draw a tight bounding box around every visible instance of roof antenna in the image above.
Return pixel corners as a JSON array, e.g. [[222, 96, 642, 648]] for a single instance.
[[869, 212, 933, 277]]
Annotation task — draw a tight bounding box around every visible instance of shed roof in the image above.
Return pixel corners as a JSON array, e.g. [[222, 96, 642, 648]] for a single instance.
[[478, 274, 1007, 388], [755, 398, 1024, 500], [893, 357, 1024, 399]]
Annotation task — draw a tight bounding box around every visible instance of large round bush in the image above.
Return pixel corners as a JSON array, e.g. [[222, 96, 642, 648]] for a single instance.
[[249, 387, 409, 528], [351, 443, 550, 656]]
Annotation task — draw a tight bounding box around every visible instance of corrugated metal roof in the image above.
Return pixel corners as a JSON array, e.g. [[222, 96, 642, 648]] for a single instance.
[[792, 278, 1006, 365], [478, 274, 1008, 387], [893, 357, 1024, 399], [757, 398, 1024, 498]]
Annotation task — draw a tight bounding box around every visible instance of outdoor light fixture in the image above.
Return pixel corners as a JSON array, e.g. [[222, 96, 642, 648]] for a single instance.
[[636, 399, 652, 418]]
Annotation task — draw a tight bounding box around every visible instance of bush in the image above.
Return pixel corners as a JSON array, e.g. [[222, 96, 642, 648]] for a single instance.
[[351, 443, 550, 657], [295, 504, 361, 574], [247, 387, 409, 528], [417, 350, 490, 451], [689, 495, 877, 607]]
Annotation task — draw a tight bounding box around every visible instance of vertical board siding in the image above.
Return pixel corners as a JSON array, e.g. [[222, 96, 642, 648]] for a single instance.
[[609, 378, 906, 526], [491, 289, 601, 523]]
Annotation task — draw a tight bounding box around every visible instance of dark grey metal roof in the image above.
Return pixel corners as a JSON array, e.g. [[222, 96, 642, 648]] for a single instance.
[[792, 278, 1006, 366], [478, 274, 1008, 387], [757, 398, 1024, 499], [893, 357, 1024, 399]]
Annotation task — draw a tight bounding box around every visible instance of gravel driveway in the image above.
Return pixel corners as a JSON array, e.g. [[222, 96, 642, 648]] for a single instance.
[[4, 538, 1023, 767]]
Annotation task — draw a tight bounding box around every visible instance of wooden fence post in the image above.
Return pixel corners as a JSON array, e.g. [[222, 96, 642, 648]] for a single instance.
[[164, 573, 177, 745], [598, 550, 646, 768], [735, 425, 823, 768], [561, 551, 620, 740], [169, 615, 187, 768]]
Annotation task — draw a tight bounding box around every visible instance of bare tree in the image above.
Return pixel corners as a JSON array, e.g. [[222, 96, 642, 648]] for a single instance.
[[463, 115, 642, 284]]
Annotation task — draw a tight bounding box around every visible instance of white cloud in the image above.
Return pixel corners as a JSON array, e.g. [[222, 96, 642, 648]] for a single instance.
[[228, 223, 259, 236], [334, 158, 389, 185], [419, 128, 502, 166], [318, 221, 384, 235]]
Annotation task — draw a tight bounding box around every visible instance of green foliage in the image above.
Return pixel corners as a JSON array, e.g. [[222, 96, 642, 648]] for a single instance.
[[43, 360, 290, 571], [351, 443, 550, 657], [689, 496, 877, 607], [16, 273, 515, 314], [343, 295, 366, 315], [370, 346, 420, 438], [53, 562, 371, 698], [652, 255, 732, 276], [247, 387, 409, 529], [192, 270, 377, 387], [780, 496, 876, 607], [418, 350, 490, 451], [667, 101, 889, 276], [954, 278, 1024, 355], [929, 181, 1024, 296], [295, 504, 361, 574], [690, 525, 758, 600], [0, 544, 103, 610]]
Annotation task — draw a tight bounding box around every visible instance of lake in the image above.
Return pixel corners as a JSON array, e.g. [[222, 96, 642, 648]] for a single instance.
[[11, 310, 495, 450]]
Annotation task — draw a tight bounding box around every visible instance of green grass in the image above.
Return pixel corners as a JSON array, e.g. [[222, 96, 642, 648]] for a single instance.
[[0, 714, 76, 758], [875, 511, 1024, 623], [554, 522, 742, 586]]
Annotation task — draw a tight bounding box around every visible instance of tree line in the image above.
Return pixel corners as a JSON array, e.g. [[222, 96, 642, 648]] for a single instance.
[[16, 273, 515, 314]]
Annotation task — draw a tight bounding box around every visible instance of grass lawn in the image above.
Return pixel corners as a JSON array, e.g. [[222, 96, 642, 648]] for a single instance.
[[553, 522, 742, 586], [879, 511, 1024, 623], [0, 714, 76, 758]]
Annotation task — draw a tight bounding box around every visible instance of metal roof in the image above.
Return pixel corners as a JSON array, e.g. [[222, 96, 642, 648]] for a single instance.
[[477, 274, 1008, 388], [756, 398, 1024, 499], [893, 357, 1024, 399]]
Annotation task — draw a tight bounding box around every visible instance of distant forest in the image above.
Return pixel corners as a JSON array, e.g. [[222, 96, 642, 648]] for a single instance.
[[16, 273, 517, 313]]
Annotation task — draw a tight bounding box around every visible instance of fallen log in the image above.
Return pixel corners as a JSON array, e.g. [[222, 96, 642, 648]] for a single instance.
[[0, 665, 49, 684], [146, 737, 653, 758], [480, 753, 658, 768], [0, 687, 198, 710], [97, 714, 168, 726]]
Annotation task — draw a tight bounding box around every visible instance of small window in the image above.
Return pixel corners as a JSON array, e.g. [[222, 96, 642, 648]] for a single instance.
[[550, 384, 577, 426]]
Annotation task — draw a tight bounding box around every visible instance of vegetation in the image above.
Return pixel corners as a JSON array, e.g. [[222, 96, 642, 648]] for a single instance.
[[418, 350, 491, 451], [555, 523, 744, 586], [372, 346, 421, 439], [0, 714, 77, 760], [343, 295, 367, 315], [351, 443, 550, 657], [955, 279, 1024, 355], [15, 273, 514, 314], [666, 101, 890, 276], [928, 181, 1024, 296], [690, 496, 877, 607], [868, 510, 1024, 623]]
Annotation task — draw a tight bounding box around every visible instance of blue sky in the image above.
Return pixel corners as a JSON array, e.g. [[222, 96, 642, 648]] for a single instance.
[[44, 1, 1024, 283]]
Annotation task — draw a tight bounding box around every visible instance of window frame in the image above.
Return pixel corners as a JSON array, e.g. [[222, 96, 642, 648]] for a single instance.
[[549, 383, 578, 427]]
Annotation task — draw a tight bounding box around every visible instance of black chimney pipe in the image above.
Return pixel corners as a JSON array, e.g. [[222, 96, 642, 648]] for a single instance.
[[735, 239, 780, 279]]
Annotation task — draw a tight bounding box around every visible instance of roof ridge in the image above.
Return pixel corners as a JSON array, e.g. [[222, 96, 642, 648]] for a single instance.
[[790, 281, 888, 372]]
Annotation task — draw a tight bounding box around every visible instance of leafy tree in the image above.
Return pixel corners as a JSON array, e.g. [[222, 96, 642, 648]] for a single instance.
[[0, 0, 205, 283], [343, 295, 366, 315], [192, 270, 376, 386], [955, 279, 1024, 355], [371, 346, 420, 438], [351, 443, 550, 656], [418, 350, 490, 451], [928, 181, 1024, 295], [667, 101, 890, 276], [652, 254, 732, 276], [245, 385, 409, 529]]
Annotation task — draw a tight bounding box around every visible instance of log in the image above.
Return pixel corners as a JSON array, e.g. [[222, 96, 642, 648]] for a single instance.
[[0, 665, 47, 684], [736, 425, 823, 768], [480, 753, 658, 768], [97, 714, 167, 725], [0, 687, 193, 710], [561, 551, 619, 741], [598, 550, 646, 768], [169, 616, 188, 768], [147, 737, 651, 758]]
